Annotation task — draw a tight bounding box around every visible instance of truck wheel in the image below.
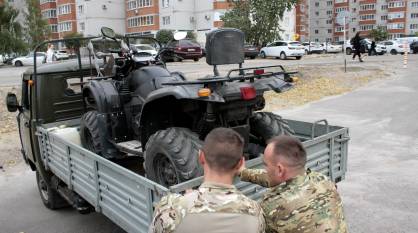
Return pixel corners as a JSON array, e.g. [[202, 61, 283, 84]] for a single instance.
[[36, 171, 69, 210], [80, 111, 102, 155], [144, 127, 203, 187], [250, 112, 295, 144]]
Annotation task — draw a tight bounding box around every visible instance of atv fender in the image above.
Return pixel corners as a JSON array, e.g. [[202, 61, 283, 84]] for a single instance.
[[82, 80, 121, 113]]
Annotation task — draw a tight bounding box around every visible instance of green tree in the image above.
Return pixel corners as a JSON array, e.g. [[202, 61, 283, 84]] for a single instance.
[[63, 32, 84, 54], [25, 0, 50, 50], [186, 31, 197, 41], [0, 4, 27, 56], [222, 0, 298, 46], [156, 29, 174, 45], [369, 27, 389, 42]]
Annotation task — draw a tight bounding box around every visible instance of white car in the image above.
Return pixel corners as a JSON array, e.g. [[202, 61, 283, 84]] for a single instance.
[[382, 40, 407, 55], [321, 43, 342, 53], [12, 52, 46, 66], [345, 39, 386, 55], [134, 44, 158, 57], [54, 50, 70, 60], [260, 41, 304, 60], [302, 42, 324, 54]]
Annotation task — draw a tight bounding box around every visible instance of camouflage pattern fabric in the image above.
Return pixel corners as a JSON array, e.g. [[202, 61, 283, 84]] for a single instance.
[[149, 182, 265, 233], [241, 169, 348, 233]]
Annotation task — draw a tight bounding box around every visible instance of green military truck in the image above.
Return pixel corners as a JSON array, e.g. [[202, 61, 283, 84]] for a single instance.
[[6, 28, 349, 233]]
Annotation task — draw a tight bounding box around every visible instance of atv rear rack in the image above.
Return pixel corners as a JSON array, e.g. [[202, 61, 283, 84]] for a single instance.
[[162, 65, 298, 86]]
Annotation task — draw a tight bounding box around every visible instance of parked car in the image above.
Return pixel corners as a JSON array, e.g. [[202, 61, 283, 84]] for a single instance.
[[164, 39, 202, 62], [244, 44, 259, 59], [345, 39, 386, 55], [302, 42, 324, 54], [133, 44, 158, 57], [12, 52, 46, 66], [382, 40, 408, 55], [260, 41, 304, 60], [3, 54, 17, 65], [321, 42, 342, 53], [54, 50, 70, 60], [410, 41, 418, 54]]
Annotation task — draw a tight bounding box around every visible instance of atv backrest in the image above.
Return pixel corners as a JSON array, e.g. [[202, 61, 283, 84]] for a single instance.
[[205, 28, 245, 66]]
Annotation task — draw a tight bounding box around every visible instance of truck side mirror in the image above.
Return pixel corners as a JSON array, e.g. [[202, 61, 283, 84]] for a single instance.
[[6, 93, 21, 112]]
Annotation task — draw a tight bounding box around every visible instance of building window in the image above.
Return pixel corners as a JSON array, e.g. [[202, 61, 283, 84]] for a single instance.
[[78, 5, 84, 14], [162, 0, 169, 8], [381, 15, 388, 21], [128, 0, 137, 10], [335, 7, 348, 13], [314, 29, 319, 34], [42, 9, 56, 19], [40, 0, 56, 4], [360, 4, 375, 11], [315, 2, 319, 7], [387, 23, 404, 30], [388, 12, 404, 20], [410, 24, 418, 29], [335, 0, 347, 3], [58, 4, 71, 15], [326, 10, 332, 15], [127, 15, 155, 28], [326, 19, 332, 24], [381, 5, 388, 10], [58, 21, 72, 32], [326, 38, 332, 42], [49, 24, 58, 33], [412, 2, 418, 8], [328, 29, 332, 33], [138, 0, 153, 8], [412, 13, 418, 19], [359, 14, 375, 21], [327, 1, 332, 6], [162, 16, 170, 25], [388, 1, 405, 8], [336, 26, 344, 32], [79, 22, 85, 31], [359, 24, 374, 31]]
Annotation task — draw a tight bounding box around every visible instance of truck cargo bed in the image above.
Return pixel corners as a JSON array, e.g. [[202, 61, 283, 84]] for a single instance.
[[37, 118, 348, 233]]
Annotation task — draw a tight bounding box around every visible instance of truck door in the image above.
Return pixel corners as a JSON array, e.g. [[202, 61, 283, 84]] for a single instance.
[[18, 74, 35, 164]]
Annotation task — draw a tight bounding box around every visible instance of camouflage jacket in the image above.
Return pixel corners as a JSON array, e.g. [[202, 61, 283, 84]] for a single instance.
[[149, 182, 265, 233], [241, 169, 348, 233]]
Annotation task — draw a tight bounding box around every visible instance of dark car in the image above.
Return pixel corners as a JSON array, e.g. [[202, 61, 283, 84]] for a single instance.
[[164, 39, 202, 62], [410, 41, 418, 54], [244, 44, 259, 59]]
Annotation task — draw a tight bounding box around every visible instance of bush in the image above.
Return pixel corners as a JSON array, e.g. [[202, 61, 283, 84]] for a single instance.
[[156, 30, 174, 45]]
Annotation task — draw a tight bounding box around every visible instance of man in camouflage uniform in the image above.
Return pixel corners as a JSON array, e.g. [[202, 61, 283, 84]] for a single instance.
[[240, 135, 348, 233], [149, 128, 265, 233]]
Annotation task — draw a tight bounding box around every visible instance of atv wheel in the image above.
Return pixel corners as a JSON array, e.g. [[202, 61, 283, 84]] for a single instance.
[[144, 128, 203, 187], [80, 111, 102, 155], [250, 112, 295, 143], [36, 170, 69, 210]]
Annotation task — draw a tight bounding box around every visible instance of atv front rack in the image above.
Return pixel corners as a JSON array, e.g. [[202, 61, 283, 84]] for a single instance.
[[162, 65, 298, 86]]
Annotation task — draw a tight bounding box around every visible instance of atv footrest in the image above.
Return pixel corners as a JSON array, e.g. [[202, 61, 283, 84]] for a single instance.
[[116, 140, 143, 156]]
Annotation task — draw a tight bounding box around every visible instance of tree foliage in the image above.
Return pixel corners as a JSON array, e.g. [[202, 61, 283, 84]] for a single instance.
[[63, 32, 84, 52], [186, 31, 197, 41], [222, 0, 298, 46], [369, 27, 389, 42], [0, 4, 27, 56], [156, 29, 174, 45], [25, 0, 50, 50]]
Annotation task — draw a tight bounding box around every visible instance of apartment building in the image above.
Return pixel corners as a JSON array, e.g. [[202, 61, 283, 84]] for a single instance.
[[297, 0, 418, 43], [39, 0, 77, 39], [76, 0, 126, 36]]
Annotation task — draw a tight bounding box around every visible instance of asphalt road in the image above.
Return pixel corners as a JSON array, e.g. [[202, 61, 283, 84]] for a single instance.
[[1, 54, 417, 233]]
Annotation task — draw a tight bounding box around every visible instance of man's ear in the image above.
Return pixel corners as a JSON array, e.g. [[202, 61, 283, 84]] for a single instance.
[[276, 161, 285, 178], [234, 157, 245, 171], [198, 150, 205, 166]]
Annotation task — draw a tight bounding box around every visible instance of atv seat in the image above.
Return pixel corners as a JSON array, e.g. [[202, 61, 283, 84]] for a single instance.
[[205, 28, 245, 76]]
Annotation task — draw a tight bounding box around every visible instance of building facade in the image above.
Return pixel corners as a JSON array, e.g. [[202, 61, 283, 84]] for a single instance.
[[296, 0, 418, 43]]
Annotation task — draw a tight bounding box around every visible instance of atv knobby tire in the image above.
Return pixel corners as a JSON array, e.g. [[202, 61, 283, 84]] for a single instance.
[[36, 170, 69, 210], [80, 111, 102, 155], [144, 127, 203, 187], [250, 112, 295, 143]]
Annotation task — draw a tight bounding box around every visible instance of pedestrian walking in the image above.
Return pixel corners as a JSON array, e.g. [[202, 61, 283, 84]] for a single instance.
[[239, 135, 348, 233], [149, 128, 265, 233], [369, 41, 377, 56], [46, 44, 55, 63], [351, 32, 363, 62]]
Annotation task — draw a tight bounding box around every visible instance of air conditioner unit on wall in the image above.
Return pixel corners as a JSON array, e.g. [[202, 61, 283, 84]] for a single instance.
[[102, 5, 107, 10], [205, 15, 210, 20]]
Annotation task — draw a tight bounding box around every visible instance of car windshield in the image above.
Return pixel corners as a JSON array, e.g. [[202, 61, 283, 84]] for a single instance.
[[180, 40, 199, 47], [136, 45, 154, 50], [289, 42, 302, 46]]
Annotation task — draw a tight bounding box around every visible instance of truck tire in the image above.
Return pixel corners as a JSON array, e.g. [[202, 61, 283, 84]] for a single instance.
[[36, 171, 69, 210], [144, 127, 203, 187], [250, 112, 295, 143], [80, 111, 102, 155]]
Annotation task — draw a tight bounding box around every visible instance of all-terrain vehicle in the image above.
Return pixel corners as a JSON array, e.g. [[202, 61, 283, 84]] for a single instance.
[[78, 27, 298, 187]]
